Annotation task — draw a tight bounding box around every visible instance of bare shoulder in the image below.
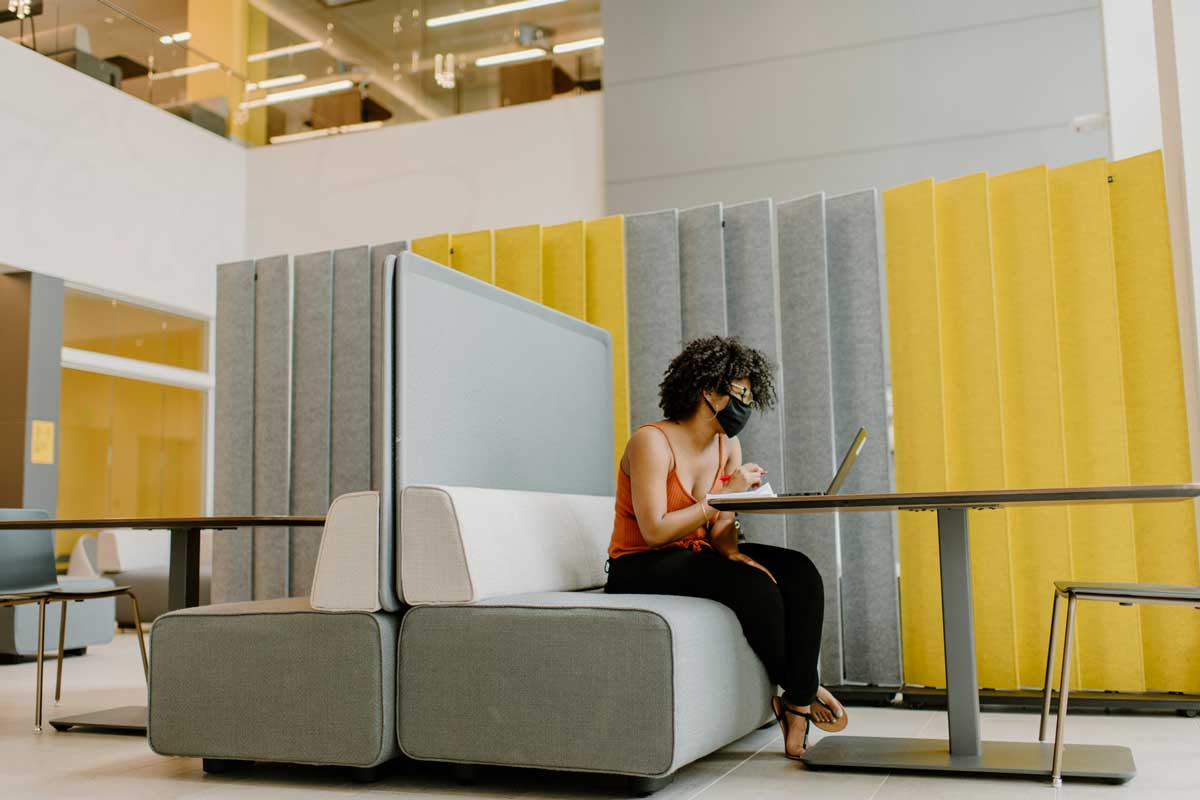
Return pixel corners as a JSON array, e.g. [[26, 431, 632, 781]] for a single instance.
[[627, 424, 674, 469]]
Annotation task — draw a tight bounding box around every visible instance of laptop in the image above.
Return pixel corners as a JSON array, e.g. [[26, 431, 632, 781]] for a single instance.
[[0, 508, 61, 595], [795, 427, 868, 496]]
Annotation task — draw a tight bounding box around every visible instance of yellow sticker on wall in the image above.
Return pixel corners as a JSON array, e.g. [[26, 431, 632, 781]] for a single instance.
[[31, 419, 55, 465]]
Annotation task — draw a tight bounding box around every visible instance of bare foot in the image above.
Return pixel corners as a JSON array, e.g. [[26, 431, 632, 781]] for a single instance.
[[810, 686, 844, 725], [772, 696, 811, 759]]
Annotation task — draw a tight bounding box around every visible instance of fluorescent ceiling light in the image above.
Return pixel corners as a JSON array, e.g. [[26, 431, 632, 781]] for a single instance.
[[247, 40, 323, 63], [427, 0, 566, 29], [475, 48, 546, 67], [158, 31, 191, 44], [239, 78, 355, 109], [552, 36, 603, 54], [148, 62, 218, 80], [269, 120, 383, 145], [246, 73, 306, 91]]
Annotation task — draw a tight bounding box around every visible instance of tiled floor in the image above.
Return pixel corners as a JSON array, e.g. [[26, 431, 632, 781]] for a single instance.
[[2, 634, 1198, 799]]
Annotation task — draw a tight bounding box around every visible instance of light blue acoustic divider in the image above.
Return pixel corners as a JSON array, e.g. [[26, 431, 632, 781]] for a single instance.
[[826, 189, 902, 686], [252, 255, 292, 600], [289, 251, 333, 597], [678, 203, 727, 342], [213, 260, 255, 604], [723, 199, 786, 548], [624, 210, 682, 428], [776, 193, 843, 682]]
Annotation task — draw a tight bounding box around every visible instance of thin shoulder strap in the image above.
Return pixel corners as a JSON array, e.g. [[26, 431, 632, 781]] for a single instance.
[[642, 423, 678, 469]]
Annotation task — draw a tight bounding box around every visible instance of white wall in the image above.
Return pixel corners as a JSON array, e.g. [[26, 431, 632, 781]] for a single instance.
[[601, 0, 1110, 213], [1102, 0, 1163, 159], [245, 93, 605, 257], [0, 39, 246, 317]]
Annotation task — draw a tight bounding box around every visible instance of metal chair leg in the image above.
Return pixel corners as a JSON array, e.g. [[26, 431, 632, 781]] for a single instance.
[[1039, 591, 1062, 741], [54, 599, 68, 704], [34, 598, 47, 732], [1050, 594, 1078, 787], [127, 591, 149, 681]]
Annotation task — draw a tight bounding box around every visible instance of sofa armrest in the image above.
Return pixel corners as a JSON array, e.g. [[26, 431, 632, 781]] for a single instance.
[[310, 492, 381, 612], [97, 528, 169, 573], [67, 534, 99, 578]]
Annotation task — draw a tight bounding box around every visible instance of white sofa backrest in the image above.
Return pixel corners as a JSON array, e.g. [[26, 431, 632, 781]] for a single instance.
[[400, 485, 614, 605], [94, 528, 213, 574]]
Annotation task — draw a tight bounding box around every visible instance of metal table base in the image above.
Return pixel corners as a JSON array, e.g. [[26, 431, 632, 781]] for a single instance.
[[49, 704, 147, 734]]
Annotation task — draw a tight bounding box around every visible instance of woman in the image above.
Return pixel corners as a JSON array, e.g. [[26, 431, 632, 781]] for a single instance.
[[605, 336, 847, 759]]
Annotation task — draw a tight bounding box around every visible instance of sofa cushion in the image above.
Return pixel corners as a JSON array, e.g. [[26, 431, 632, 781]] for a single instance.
[[397, 591, 773, 776], [400, 486, 613, 604]]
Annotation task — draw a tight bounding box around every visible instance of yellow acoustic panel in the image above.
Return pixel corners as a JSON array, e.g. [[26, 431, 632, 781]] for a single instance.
[[495, 225, 543, 303], [585, 215, 630, 472], [542, 221, 586, 319], [412, 233, 451, 267], [990, 165, 1078, 690], [450, 229, 495, 283], [1049, 158, 1145, 692], [883, 179, 948, 688], [934, 173, 1019, 690], [1109, 150, 1200, 691]]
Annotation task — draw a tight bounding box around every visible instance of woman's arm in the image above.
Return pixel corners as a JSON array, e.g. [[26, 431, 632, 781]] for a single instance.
[[708, 436, 741, 557], [628, 427, 716, 546]]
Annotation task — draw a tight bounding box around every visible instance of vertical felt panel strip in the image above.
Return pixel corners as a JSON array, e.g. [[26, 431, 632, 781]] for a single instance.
[[494, 225, 543, 303], [451, 229, 495, 284], [412, 234, 451, 267], [370, 241, 407, 495], [289, 251, 332, 597], [990, 166, 1077, 690], [542, 221, 587, 318], [826, 189, 903, 686], [776, 193, 842, 682], [331, 246, 372, 499], [678, 203, 727, 341], [1049, 158, 1145, 692], [724, 199, 785, 548], [624, 210, 682, 428], [252, 255, 291, 600], [212, 260, 255, 604], [585, 215, 630, 471], [1109, 151, 1200, 691], [934, 173, 1019, 690], [882, 179, 948, 688]]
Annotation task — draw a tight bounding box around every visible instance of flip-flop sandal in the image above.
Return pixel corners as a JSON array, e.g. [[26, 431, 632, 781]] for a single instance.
[[810, 695, 849, 733], [771, 696, 812, 761]]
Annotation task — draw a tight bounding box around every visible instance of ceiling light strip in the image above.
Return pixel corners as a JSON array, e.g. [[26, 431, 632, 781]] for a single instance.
[[427, 0, 566, 29], [239, 78, 355, 109], [475, 48, 547, 67], [247, 40, 323, 63], [269, 120, 384, 145], [246, 73, 307, 92], [148, 61, 219, 80], [552, 36, 604, 54]]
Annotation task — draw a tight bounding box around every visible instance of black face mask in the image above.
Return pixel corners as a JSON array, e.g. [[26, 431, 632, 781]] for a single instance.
[[705, 394, 752, 438]]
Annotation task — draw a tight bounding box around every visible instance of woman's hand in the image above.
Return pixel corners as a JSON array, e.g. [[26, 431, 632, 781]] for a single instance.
[[722, 463, 766, 493], [726, 552, 776, 583]]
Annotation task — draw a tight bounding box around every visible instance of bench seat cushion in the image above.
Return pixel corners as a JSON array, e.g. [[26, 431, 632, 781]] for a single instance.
[[149, 598, 400, 767], [396, 591, 772, 777]]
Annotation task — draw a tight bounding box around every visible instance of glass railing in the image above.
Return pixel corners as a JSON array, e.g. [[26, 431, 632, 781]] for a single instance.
[[2, 0, 602, 146]]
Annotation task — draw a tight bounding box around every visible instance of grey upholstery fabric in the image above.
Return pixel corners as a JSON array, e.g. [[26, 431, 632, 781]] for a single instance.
[[331, 246, 372, 500], [0, 577, 116, 655], [148, 598, 400, 768], [825, 189, 901, 686], [398, 592, 772, 777], [677, 203, 727, 341], [108, 567, 211, 625], [213, 261, 255, 604], [624, 210, 682, 427]]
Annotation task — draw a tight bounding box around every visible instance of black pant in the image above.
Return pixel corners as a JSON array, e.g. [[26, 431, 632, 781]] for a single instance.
[[605, 543, 823, 706]]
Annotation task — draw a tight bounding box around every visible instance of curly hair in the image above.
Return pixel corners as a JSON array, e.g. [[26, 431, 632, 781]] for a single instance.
[[658, 336, 777, 421]]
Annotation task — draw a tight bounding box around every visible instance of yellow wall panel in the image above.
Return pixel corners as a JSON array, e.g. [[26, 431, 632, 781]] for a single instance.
[[990, 165, 1078, 690], [412, 233, 451, 266], [1049, 158, 1145, 692], [883, 179, 948, 688], [495, 225, 543, 303], [585, 215, 630, 472], [1109, 150, 1200, 691], [542, 221, 586, 318], [934, 173, 1019, 690], [450, 229, 495, 283]]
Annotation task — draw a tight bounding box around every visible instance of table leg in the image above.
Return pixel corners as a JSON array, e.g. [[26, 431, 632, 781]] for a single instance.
[[937, 507, 981, 756], [168, 527, 202, 611]]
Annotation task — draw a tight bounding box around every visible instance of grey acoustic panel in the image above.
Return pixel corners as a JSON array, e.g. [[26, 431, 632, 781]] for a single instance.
[[624, 210, 682, 427], [331, 246, 372, 499], [826, 189, 901, 686], [678, 203, 727, 341], [776, 193, 842, 683], [723, 199, 785, 548], [213, 261, 255, 604], [253, 256, 292, 600], [289, 251, 333, 598]]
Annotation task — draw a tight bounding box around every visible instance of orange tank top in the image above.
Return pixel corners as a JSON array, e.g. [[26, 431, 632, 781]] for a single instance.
[[608, 424, 724, 559]]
